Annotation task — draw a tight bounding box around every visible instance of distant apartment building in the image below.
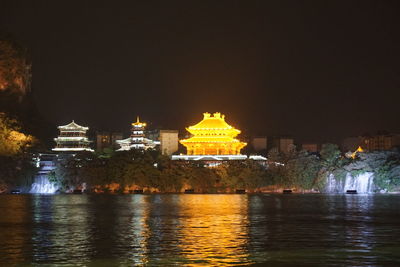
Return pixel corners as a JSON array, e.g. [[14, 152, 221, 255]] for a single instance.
[[362, 134, 400, 151], [342, 134, 400, 151], [96, 131, 123, 151], [272, 137, 295, 154], [301, 143, 319, 153], [159, 130, 179, 155], [252, 136, 267, 152]]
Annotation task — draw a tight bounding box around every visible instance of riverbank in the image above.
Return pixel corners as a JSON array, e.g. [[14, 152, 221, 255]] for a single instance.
[[2, 144, 400, 195]]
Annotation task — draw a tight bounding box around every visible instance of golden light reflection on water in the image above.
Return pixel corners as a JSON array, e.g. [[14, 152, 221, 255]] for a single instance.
[[2, 194, 396, 266], [115, 195, 151, 265], [177, 195, 252, 266], [0, 195, 31, 264], [32, 195, 91, 265]]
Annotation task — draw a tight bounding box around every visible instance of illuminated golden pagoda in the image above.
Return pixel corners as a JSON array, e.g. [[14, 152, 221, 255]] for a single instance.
[[180, 112, 247, 155]]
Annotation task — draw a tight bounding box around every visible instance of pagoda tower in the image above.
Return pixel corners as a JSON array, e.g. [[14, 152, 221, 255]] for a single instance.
[[116, 116, 159, 151], [52, 121, 94, 152], [180, 112, 247, 156]]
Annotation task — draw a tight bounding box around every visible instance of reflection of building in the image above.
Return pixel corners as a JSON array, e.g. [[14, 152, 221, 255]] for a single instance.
[[301, 143, 319, 153], [116, 117, 159, 151], [173, 112, 247, 160], [96, 132, 123, 151], [272, 137, 294, 154], [115, 195, 150, 264], [52, 121, 94, 152], [178, 195, 251, 265], [160, 130, 179, 155], [252, 136, 267, 152], [47, 195, 91, 262]]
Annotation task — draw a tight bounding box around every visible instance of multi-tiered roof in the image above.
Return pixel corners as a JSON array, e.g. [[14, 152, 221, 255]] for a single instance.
[[116, 116, 159, 151], [52, 121, 94, 152], [180, 112, 247, 155]]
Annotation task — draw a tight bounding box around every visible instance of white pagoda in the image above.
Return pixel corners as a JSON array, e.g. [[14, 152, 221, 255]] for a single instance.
[[116, 116, 159, 151], [52, 121, 94, 152]]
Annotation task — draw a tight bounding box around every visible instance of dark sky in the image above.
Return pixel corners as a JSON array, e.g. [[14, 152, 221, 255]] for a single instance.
[[1, 0, 400, 143]]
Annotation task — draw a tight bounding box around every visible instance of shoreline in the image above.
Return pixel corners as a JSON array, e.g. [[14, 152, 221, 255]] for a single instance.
[[3, 191, 400, 195]]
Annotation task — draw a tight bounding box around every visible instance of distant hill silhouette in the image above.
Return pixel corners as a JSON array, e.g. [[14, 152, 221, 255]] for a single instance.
[[0, 33, 55, 150]]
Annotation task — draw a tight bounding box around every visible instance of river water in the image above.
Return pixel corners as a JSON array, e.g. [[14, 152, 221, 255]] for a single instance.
[[0, 194, 399, 266]]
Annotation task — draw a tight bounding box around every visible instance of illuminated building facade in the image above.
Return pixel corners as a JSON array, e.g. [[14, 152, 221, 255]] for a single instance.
[[116, 117, 159, 151], [52, 121, 94, 152], [362, 134, 400, 151], [160, 130, 179, 155], [173, 112, 247, 161]]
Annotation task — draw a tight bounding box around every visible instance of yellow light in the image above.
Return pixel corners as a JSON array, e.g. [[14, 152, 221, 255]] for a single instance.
[[177, 195, 250, 265], [180, 112, 247, 155], [351, 146, 364, 159], [132, 116, 147, 127]]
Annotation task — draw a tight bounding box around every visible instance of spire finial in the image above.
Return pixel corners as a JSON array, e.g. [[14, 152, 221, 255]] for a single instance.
[[137, 116, 140, 123], [203, 112, 211, 119], [213, 112, 221, 118]]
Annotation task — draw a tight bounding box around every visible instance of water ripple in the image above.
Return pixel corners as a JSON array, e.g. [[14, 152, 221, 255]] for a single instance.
[[0, 194, 399, 266]]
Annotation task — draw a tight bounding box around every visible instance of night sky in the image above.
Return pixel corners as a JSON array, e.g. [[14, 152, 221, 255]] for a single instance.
[[1, 1, 400, 143]]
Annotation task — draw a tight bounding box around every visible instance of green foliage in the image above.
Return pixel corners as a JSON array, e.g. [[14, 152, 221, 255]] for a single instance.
[[332, 168, 347, 182], [186, 164, 218, 193], [374, 164, 392, 191], [373, 156, 400, 192], [0, 154, 36, 189], [213, 160, 266, 192], [0, 113, 37, 190], [47, 149, 270, 193], [0, 113, 35, 156], [320, 143, 341, 167], [267, 148, 282, 163], [157, 161, 185, 192], [266, 150, 321, 190], [43, 144, 400, 193]]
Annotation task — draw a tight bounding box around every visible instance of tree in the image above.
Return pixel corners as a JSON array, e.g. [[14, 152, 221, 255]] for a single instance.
[[0, 36, 31, 97], [320, 143, 341, 168], [0, 112, 34, 156], [157, 163, 185, 192], [0, 113, 36, 191], [286, 150, 321, 190], [186, 164, 217, 193]]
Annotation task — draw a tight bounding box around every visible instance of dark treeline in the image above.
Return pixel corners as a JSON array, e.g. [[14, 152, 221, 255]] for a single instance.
[[47, 144, 400, 193], [49, 150, 266, 193]]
